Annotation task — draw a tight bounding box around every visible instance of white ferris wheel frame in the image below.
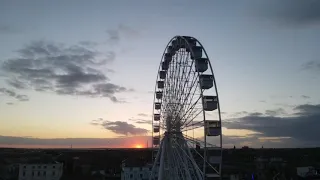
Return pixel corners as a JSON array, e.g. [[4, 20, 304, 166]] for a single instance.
[[150, 36, 223, 180]]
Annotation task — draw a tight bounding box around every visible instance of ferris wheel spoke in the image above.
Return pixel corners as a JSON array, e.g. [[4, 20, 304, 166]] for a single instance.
[[174, 59, 195, 111], [172, 76, 200, 126], [182, 109, 203, 129], [173, 52, 190, 109], [172, 51, 184, 100], [179, 95, 202, 126], [183, 134, 218, 148], [183, 120, 204, 129], [181, 123, 203, 132]]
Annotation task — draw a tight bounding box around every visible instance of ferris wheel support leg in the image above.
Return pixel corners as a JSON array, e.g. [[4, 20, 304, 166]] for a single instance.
[[175, 137, 202, 180], [182, 138, 203, 180], [203, 131, 207, 180], [158, 136, 167, 180], [175, 142, 193, 180], [150, 139, 164, 180]]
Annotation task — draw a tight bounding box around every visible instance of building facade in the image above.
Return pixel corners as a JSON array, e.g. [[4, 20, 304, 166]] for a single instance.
[[18, 162, 63, 180]]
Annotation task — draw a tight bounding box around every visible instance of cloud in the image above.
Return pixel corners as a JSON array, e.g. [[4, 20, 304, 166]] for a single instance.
[[6, 102, 14, 105], [209, 135, 309, 148], [0, 135, 150, 148], [78, 41, 99, 48], [128, 116, 152, 125], [223, 104, 320, 145], [0, 87, 29, 102], [301, 95, 311, 99], [106, 24, 139, 44], [1, 40, 131, 102], [91, 119, 148, 136], [228, 111, 248, 118], [133, 119, 152, 125], [16, 95, 29, 101], [301, 61, 320, 72], [90, 118, 104, 125], [252, 0, 320, 27], [0, 25, 20, 34], [265, 108, 286, 116], [137, 113, 149, 117]]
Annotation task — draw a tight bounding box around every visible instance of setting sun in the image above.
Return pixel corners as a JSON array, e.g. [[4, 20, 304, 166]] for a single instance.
[[135, 144, 143, 148]]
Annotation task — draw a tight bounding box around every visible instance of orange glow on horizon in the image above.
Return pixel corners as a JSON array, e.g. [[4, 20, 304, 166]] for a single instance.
[[134, 144, 143, 148]]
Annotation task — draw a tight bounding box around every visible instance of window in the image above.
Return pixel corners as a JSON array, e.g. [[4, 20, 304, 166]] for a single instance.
[[23, 172, 26, 176], [130, 174, 133, 178], [23, 166, 26, 169], [43, 171, 46, 176], [52, 171, 55, 176], [38, 166, 41, 169], [32, 172, 34, 176], [32, 166, 35, 169], [44, 166, 47, 169], [38, 171, 40, 176], [53, 165, 55, 169]]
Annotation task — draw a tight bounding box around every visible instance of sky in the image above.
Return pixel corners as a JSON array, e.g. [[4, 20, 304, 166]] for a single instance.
[[0, 0, 320, 148]]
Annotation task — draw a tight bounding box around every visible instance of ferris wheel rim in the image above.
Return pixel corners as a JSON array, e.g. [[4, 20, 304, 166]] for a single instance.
[[152, 36, 223, 129]]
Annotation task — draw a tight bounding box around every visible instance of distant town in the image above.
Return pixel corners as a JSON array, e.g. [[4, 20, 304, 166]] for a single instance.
[[1, 146, 319, 180]]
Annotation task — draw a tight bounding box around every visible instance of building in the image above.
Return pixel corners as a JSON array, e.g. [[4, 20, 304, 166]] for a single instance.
[[121, 158, 158, 180], [122, 166, 157, 180], [0, 161, 19, 180], [297, 166, 320, 179], [18, 161, 63, 180]]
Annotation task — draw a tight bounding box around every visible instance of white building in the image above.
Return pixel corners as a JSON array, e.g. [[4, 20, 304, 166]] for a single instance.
[[297, 166, 319, 178], [18, 161, 63, 180]]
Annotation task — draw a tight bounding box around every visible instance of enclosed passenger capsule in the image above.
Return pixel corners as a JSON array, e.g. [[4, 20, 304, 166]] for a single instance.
[[164, 53, 172, 63], [191, 46, 203, 60], [153, 137, 160, 145], [195, 58, 208, 72], [153, 125, 160, 133], [203, 96, 218, 111], [205, 120, 221, 136], [156, 91, 163, 99], [161, 62, 169, 71], [157, 81, 164, 89], [154, 102, 161, 110], [174, 37, 184, 50], [177, 37, 187, 49], [199, 74, 214, 89], [159, 70, 166, 79], [183, 36, 197, 52], [153, 114, 160, 121], [171, 39, 179, 51], [167, 46, 175, 56]]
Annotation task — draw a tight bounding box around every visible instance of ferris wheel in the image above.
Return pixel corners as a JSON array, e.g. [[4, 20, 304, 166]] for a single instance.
[[150, 36, 223, 180]]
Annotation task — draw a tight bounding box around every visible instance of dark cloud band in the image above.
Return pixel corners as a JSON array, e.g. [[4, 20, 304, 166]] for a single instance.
[[1, 40, 130, 102]]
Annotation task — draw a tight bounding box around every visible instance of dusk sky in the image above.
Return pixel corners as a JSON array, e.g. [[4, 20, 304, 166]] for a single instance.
[[0, 0, 319, 148]]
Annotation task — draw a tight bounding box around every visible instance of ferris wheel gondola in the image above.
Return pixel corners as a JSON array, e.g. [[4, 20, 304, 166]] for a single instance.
[[150, 36, 222, 180]]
